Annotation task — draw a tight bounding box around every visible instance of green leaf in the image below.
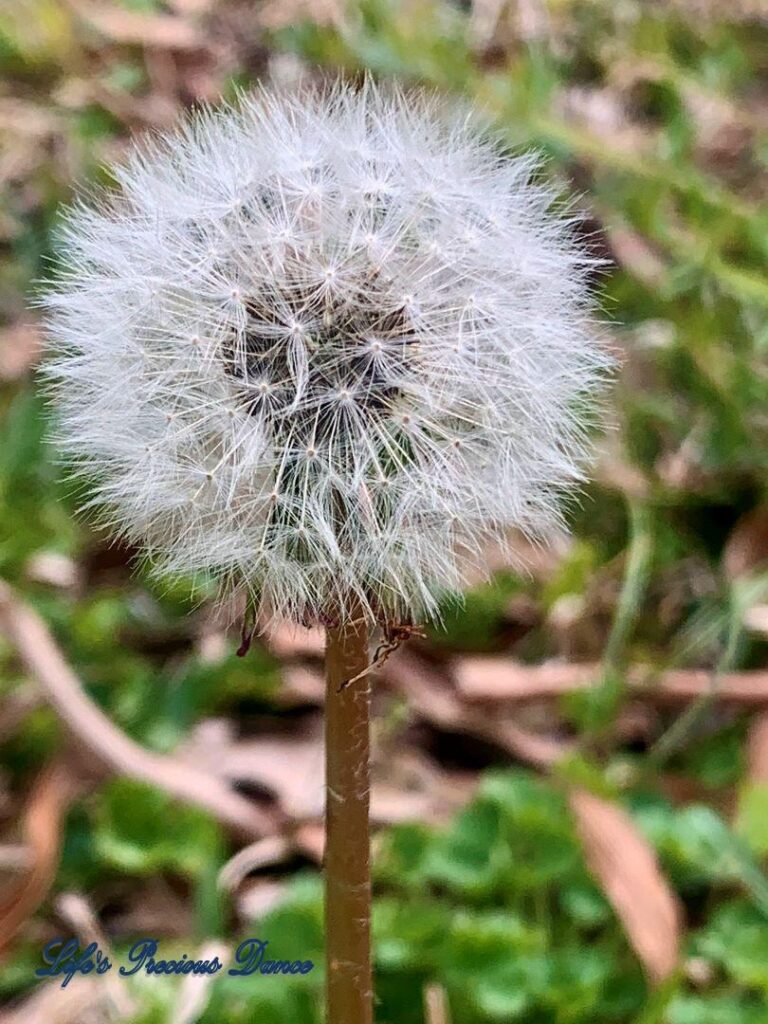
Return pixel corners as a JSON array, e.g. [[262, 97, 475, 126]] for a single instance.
[[94, 779, 223, 878], [735, 783, 768, 857]]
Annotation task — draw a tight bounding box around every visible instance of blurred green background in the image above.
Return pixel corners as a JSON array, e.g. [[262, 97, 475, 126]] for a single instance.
[[1, 1, 768, 1022]]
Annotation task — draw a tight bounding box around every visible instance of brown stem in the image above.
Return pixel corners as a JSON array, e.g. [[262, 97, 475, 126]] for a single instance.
[[324, 607, 373, 1024]]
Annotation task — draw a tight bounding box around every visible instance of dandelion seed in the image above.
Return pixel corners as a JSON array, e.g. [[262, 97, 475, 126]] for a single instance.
[[43, 79, 610, 629]]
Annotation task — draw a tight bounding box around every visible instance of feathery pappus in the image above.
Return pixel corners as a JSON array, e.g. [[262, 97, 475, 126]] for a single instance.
[[43, 79, 610, 626]]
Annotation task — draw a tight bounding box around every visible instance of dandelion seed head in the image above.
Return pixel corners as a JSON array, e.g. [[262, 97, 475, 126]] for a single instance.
[[44, 79, 610, 625]]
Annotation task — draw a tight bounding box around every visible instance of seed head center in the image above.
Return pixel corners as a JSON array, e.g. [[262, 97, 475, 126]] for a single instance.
[[222, 279, 414, 442]]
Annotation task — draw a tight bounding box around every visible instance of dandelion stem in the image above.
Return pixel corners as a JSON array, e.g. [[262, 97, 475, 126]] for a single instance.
[[324, 605, 373, 1024]]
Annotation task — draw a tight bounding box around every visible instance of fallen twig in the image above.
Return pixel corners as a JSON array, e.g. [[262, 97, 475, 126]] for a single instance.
[[424, 982, 452, 1024], [170, 940, 231, 1024], [217, 836, 291, 892], [0, 977, 106, 1024], [0, 581, 271, 840], [56, 892, 135, 1019], [455, 657, 768, 704]]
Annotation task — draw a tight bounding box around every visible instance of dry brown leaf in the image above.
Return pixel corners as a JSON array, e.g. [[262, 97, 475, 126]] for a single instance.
[[213, 729, 325, 819], [186, 719, 329, 829], [746, 710, 768, 782], [382, 652, 570, 767], [294, 822, 325, 862], [263, 622, 325, 659], [370, 786, 441, 824], [257, 0, 343, 29], [185, 711, 477, 834], [743, 604, 768, 637], [723, 507, 768, 580], [558, 87, 652, 159], [594, 442, 650, 500], [0, 847, 30, 872], [236, 880, 287, 923], [0, 99, 60, 140], [253, 729, 521, 856], [0, 761, 80, 955], [278, 665, 324, 705], [467, 0, 506, 47], [167, 0, 214, 13], [0, 324, 41, 381], [71, 2, 202, 49], [25, 552, 80, 590], [88, 79, 179, 128], [570, 788, 682, 984], [370, 749, 477, 827], [605, 224, 667, 287], [656, 434, 711, 493]]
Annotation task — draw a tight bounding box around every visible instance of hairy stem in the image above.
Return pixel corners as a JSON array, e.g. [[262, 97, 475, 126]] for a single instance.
[[324, 607, 373, 1024]]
